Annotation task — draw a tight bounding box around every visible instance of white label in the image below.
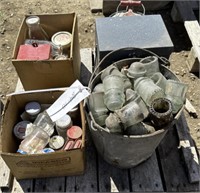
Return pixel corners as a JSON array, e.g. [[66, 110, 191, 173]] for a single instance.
[[46, 80, 90, 122]]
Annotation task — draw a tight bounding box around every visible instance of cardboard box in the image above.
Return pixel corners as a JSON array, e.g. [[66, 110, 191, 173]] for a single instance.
[[12, 13, 81, 90], [1, 89, 86, 179]]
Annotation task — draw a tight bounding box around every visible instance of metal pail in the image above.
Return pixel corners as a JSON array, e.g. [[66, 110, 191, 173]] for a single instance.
[[85, 47, 184, 168]]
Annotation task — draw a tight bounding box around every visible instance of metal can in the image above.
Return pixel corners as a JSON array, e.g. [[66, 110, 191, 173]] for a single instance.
[[13, 121, 33, 140], [49, 135, 65, 150]]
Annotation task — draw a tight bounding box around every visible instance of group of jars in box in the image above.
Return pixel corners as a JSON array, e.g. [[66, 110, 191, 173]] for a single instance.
[[13, 102, 82, 154], [17, 15, 71, 60], [88, 56, 188, 135]]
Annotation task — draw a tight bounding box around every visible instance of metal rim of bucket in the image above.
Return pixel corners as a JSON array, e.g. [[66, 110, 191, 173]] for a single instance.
[[86, 47, 184, 137]]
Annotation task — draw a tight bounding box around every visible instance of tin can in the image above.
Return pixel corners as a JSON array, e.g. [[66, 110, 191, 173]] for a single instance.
[[51, 31, 72, 55], [49, 135, 65, 150], [13, 121, 33, 140]]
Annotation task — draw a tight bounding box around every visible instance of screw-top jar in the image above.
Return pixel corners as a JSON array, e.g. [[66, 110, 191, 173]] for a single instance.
[[51, 31, 72, 56], [25, 101, 41, 122], [26, 16, 49, 40], [67, 126, 82, 140], [13, 121, 33, 140], [55, 114, 72, 139]]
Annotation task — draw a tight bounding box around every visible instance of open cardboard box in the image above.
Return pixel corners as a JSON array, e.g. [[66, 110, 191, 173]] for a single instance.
[[12, 13, 81, 90], [0, 89, 86, 179]]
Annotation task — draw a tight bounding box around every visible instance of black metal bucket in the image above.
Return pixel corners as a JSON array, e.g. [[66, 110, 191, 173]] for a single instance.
[[85, 47, 183, 168]]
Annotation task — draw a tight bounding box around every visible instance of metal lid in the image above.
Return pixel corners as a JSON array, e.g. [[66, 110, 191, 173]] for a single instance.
[[26, 16, 40, 26], [56, 114, 72, 129], [49, 135, 65, 150], [67, 126, 82, 139], [25, 101, 41, 116], [13, 121, 33, 140], [51, 31, 72, 47]]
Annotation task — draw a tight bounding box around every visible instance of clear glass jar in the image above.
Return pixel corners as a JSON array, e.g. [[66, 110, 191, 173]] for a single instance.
[[134, 77, 165, 107], [33, 110, 55, 136], [17, 127, 50, 154], [26, 16, 49, 40]]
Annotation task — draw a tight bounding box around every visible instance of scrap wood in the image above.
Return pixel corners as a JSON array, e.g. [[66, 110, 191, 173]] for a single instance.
[[185, 99, 198, 118]]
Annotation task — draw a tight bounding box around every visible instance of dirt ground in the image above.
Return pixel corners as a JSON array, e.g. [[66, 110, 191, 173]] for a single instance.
[[0, 0, 199, 151]]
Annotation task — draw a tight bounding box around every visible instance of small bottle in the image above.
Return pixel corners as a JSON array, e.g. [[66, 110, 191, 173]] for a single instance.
[[17, 127, 50, 154], [55, 114, 72, 139], [26, 16, 49, 40], [33, 110, 55, 137], [25, 101, 41, 122]]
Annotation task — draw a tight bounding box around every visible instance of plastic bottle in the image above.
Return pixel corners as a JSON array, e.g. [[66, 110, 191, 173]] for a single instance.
[[26, 16, 49, 40]]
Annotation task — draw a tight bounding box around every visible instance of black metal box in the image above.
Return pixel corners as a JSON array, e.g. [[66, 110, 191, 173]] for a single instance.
[[95, 14, 174, 62]]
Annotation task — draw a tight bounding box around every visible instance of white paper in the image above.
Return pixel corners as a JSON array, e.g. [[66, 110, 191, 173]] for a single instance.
[[46, 80, 90, 122]]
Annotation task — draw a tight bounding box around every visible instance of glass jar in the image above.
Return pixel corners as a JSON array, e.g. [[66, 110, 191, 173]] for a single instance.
[[25, 16, 49, 40], [17, 127, 50, 154], [33, 110, 55, 136], [134, 77, 165, 107], [25, 101, 41, 122], [55, 114, 72, 139]]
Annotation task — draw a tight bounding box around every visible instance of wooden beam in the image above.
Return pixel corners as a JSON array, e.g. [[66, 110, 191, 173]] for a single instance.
[[176, 113, 200, 183]]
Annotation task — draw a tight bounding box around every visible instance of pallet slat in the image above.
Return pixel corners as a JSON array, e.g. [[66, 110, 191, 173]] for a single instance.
[[176, 113, 200, 183], [129, 153, 164, 192], [11, 178, 33, 193], [98, 155, 130, 192], [158, 123, 199, 192]]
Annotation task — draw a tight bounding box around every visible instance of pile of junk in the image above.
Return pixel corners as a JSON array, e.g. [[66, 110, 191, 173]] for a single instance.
[[85, 47, 188, 168]]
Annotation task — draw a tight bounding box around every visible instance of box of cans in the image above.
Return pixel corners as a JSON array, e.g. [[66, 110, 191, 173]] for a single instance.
[[1, 88, 86, 179]]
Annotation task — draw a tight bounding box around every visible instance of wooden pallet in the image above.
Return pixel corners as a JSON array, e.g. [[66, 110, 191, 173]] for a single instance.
[[171, 1, 200, 75], [1, 48, 199, 192]]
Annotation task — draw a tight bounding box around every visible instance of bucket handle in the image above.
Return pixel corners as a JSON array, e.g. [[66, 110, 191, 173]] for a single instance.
[[89, 47, 169, 86], [89, 112, 110, 133]]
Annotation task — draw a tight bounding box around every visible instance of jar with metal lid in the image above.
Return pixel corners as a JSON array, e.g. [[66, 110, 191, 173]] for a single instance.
[[25, 101, 41, 122], [49, 135, 65, 150], [51, 31, 72, 56], [25, 16, 49, 40], [13, 121, 33, 140], [55, 114, 72, 139], [67, 126, 82, 140]]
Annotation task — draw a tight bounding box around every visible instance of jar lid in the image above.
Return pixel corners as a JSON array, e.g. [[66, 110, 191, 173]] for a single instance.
[[26, 16, 40, 26], [13, 121, 33, 140], [49, 135, 65, 150], [25, 101, 41, 116], [56, 114, 72, 129], [51, 31, 72, 47], [67, 126, 82, 139]]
